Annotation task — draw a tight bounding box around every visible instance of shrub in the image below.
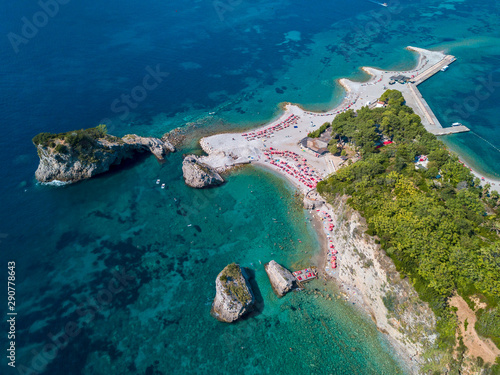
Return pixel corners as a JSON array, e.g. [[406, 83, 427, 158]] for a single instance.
[[308, 122, 331, 138], [476, 308, 500, 348], [220, 263, 252, 304], [32, 125, 108, 147], [54, 144, 67, 154], [32, 132, 55, 146], [382, 292, 397, 313]]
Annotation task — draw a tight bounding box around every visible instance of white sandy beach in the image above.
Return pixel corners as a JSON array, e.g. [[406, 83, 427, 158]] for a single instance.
[[199, 46, 499, 193]]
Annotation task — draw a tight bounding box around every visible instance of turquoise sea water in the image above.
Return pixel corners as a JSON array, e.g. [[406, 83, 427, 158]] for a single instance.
[[0, 0, 499, 374]]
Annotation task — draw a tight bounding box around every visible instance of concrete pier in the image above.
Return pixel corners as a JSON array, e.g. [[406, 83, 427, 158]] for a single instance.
[[405, 83, 470, 135], [403, 53, 469, 136], [412, 55, 457, 85]]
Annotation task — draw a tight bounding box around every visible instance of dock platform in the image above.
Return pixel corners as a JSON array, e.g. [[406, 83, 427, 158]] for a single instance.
[[412, 55, 456, 86], [293, 268, 316, 282], [403, 54, 469, 136]]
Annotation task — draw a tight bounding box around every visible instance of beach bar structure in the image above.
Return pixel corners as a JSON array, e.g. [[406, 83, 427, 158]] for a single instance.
[[301, 131, 331, 155], [389, 74, 411, 84], [293, 268, 317, 282]]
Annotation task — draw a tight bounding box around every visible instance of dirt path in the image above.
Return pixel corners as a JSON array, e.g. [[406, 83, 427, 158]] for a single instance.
[[450, 295, 500, 363]]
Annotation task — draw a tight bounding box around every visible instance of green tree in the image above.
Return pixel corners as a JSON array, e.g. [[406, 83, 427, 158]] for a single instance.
[[328, 144, 338, 155], [318, 89, 500, 353], [428, 149, 449, 168]]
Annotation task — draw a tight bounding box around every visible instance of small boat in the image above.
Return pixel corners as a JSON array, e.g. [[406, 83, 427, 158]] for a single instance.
[[209, 112, 215, 115], [441, 65, 449, 72], [368, 0, 388, 8], [452, 122, 463, 127], [161, 183, 166, 189], [156, 179, 160, 184]]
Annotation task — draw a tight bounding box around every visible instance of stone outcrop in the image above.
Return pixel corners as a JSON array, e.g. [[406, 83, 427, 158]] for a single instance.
[[121, 134, 174, 160], [303, 197, 316, 210], [211, 263, 254, 323], [182, 155, 224, 188], [34, 133, 174, 183], [264, 260, 295, 297]]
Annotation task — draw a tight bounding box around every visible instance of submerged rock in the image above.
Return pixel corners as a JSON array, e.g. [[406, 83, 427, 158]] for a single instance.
[[182, 155, 224, 188], [33, 127, 175, 183], [303, 197, 316, 210], [211, 263, 254, 323], [264, 260, 295, 297]]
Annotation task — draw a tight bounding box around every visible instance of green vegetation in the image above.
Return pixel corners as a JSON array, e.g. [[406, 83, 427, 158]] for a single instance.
[[308, 122, 330, 138], [328, 143, 338, 155], [382, 292, 397, 313], [54, 144, 67, 154], [476, 307, 500, 348], [220, 263, 252, 304], [32, 124, 110, 164], [32, 124, 107, 146], [317, 90, 500, 350]]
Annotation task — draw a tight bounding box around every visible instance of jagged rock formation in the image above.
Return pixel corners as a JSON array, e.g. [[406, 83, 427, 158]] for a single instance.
[[211, 263, 254, 323], [182, 155, 224, 188], [120, 134, 174, 160], [33, 129, 174, 183], [264, 260, 295, 297]]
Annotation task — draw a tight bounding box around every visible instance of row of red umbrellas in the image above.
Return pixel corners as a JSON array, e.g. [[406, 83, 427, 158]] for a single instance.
[[265, 148, 322, 189], [242, 114, 299, 141]]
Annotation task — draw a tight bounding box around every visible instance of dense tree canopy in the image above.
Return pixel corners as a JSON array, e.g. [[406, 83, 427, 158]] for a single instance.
[[33, 124, 108, 146], [32, 124, 112, 163], [317, 90, 500, 349]]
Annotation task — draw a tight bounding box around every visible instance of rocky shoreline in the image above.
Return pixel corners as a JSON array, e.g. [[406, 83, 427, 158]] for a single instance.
[[34, 131, 174, 183], [307, 196, 433, 374]]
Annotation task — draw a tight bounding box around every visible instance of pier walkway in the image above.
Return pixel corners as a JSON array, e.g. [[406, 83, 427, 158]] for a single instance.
[[406, 83, 470, 136], [413, 55, 456, 85], [403, 54, 469, 136]]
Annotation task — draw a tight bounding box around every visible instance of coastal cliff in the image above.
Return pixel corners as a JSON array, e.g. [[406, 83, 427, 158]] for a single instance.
[[182, 155, 224, 188], [211, 263, 254, 323], [33, 126, 174, 183], [264, 260, 295, 297], [318, 196, 440, 373]]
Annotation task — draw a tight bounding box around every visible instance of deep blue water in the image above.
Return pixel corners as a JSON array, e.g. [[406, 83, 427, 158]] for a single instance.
[[1, 0, 499, 374]]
